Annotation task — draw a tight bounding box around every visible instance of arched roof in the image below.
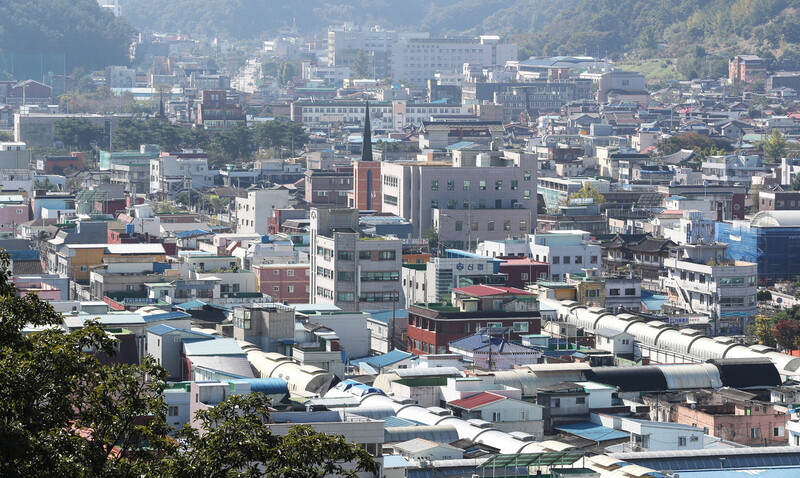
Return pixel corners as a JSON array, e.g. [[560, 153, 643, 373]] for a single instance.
[[752, 210, 800, 228]]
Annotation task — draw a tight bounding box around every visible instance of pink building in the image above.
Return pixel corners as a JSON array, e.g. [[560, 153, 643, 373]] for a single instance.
[[672, 401, 788, 447], [15, 281, 62, 301], [0, 195, 29, 234], [253, 264, 310, 304]]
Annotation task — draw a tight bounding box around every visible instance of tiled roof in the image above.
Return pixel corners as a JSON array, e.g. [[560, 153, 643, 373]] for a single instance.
[[448, 392, 507, 410], [12, 260, 43, 275]]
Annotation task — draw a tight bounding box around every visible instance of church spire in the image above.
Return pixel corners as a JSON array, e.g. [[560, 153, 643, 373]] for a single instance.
[[361, 100, 373, 162]]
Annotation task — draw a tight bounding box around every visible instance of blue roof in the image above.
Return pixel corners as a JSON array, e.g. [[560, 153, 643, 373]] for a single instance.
[[147, 324, 215, 338], [383, 455, 412, 469], [351, 349, 413, 369], [234, 378, 288, 396], [175, 229, 213, 238], [367, 309, 409, 324], [175, 300, 232, 312], [445, 141, 477, 150], [674, 468, 800, 478], [182, 338, 245, 356], [449, 335, 541, 354], [8, 250, 39, 260], [383, 416, 423, 428], [641, 290, 667, 312], [555, 422, 629, 442], [142, 311, 192, 322]]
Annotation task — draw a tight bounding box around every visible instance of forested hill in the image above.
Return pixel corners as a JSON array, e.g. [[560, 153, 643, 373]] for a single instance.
[[121, 0, 800, 69], [0, 0, 136, 79]]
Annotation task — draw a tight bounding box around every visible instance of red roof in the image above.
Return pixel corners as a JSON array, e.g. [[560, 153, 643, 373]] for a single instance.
[[449, 392, 507, 410], [659, 210, 684, 215], [452, 285, 535, 297]]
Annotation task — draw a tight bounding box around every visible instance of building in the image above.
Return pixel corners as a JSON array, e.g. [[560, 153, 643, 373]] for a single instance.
[[672, 400, 787, 447], [528, 231, 602, 282], [232, 302, 295, 354], [310, 208, 402, 312], [304, 167, 353, 207], [447, 392, 544, 435], [352, 104, 382, 212], [149, 151, 214, 197], [729, 55, 768, 83], [381, 148, 536, 243], [253, 264, 310, 304], [0, 142, 30, 170], [234, 188, 290, 235], [196, 90, 245, 131], [290, 100, 472, 129], [401, 252, 504, 306], [390, 36, 516, 85], [601, 234, 675, 283], [0, 194, 29, 235], [759, 190, 800, 212], [406, 302, 541, 355], [662, 243, 758, 334], [448, 334, 544, 371], [498, 258, 550, 289]]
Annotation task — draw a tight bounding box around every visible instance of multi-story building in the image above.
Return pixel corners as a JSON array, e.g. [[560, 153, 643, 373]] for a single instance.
[[716, 210, 800, 286], [601, 234, 675, 283], [528, 231, 602, 283], [381, 147, 537, 243], [0, 194, 29, 236], [290, 100, 471, 129], [390, 36, 516, 85], [729, 55, 768, 83], [406, 300, 541, 355], [253, 264, 310, 304], [537, 177, 611, 214], [304, 167, 353, 207], [673, 399, 787, 447], [310, 208, 402, 312], [662, 243, 757, 335], [232, 302, 295, 354], [196, 90, 245, 131], [234, 188, 290, 235], [401, 252, 504, 307], [149, 150, 214, 197], [758, 190, 800, 212], [0, 141, 30, 170]]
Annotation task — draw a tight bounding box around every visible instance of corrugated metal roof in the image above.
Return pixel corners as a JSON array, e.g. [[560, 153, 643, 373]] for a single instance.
[[554, 422, 629, 442], [448, 392, 507, 410], [183, 338, 245, 356]]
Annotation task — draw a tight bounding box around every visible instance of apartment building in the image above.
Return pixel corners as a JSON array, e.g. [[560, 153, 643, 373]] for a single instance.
[[234, 188, 290, 235], [310, 208, 402, 312], [662, 243, 757, 335], [149, 150, 214, 197]]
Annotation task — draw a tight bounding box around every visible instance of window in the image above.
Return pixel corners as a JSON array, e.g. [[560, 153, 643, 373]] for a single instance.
[[576, 397, 586, 405], [471, 221, 478, 231], [455, 221, 463, 232], [447, 200, 456, 209], [463, 322, 471, 333], [495, 180, 503, 190], [586, 289, 599, 298], [513, 322, 529, 333], [774, 427, 785, 437], [431, 180, 438, 191], [523, 189, 531, 200], [492, 412, 502, 421], [503, 221, 511, 231], [463, 180, 470, 191], [337, 292, 354, 302], [338, 271, 354, 281], [625, 288, 637, 295], [520, 221, 527, 231], [359, 251, 372, 259], [431, 200, 438, 208], [678, 437, 687, 446], [590, 256, 598, 264], [378, 251, 396, 260], [338, 251, 355, 260], [551, 398, 561, 408], [488, 220, 495, 231], [80, 266, 87, 272], [447, 180, 455, 190], [383, 194, 398, 206], [563, 256, 571, 265], [523, 170, 532, 180], [552, 256, 560, 264], [750, 427, 760, 439], [286, 270, 294, 276], [609, 289, 620, 296], [487, 322, 503, 328], [287, 285, 294, 293], [361, 271, 399, 281], [479, 180, 486, 190], [168, 406, 179, 416], [511, 180, 518, 190]]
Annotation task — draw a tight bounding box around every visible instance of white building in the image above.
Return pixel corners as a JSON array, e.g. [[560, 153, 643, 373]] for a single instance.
[[234, 188, 290, 235], [662, 243, 758, 335], [0, 142, 30, 170], [528, 231, 602, 282], [149, 151, 214, 196]]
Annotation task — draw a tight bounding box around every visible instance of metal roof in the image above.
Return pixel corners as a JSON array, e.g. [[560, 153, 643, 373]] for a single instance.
[[555, 422, 629, 442], [448, 392, 507, 410], [183, 338, 246, 356], [479, 451, 588, 469], [610, 446, 800, 472]]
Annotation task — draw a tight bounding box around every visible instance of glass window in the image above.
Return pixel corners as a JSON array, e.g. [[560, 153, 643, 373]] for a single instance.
[[575, 256, 582, 264], [513, 322, 529, 333], [378, 251, 396, 260], [520, 221, 527, 231], [471, 221, 478, 231], [479, 199, 486, 208], [552, 256, 560, 264], [447, 199, 456, 209], [447, 180, 454, 190], [431, 180, 438, 191], [337, 292, 354, 302], [455, 221, 463, 231], [479, 180, 486, 190], [431, 200, 438, 208], [523, 189, 531, 200], [563, 256, 571, 264], [523, 170, 532, 180], [338, 251, 354, 260], [359, 251, 371, 259], [488, 221, 495, 231], [511, 180, 518, 190], [495, 180, 502, 190], [503, 221, 510, 231], [337, 271, 354, 281], [463, 180, 470, 191]]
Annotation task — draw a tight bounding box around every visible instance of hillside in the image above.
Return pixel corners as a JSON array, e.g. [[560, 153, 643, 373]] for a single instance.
[[0, 0, 136, 80], [120, 0, 800, 77]]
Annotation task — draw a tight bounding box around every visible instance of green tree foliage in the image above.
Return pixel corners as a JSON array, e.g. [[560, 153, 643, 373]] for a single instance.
[[657, 132, 733, 157], [0, 0, 135, 75], [758, 129, 788, 163], [54, 117, 106, 150], [568, 184, 606, 205], [352, 49, 372, 79], [0, 131, 13, 142], [277, 61, 297, 87], [252, 118, 309, 152], [0, 252, 378, 476]]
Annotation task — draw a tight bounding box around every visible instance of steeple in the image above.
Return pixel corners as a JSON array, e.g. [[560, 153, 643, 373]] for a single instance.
[[361, 100, 373, 162]]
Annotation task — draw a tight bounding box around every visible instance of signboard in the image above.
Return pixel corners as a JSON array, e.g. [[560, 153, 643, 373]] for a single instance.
[[569, 197, 594, 205], [123, 298, 156, 305]]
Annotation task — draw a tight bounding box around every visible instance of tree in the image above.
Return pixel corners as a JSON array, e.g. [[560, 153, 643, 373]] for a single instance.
[[352, 49, 372, 79], [209, 195, 229, 213], [54, 117, 106, 150], [162, 393, 378, 478], [277, 61, 297, 87], [758, 129, 788, 163], [753, 315, 777, 347], [0, 252, 379, 476], [0, 130, 12, 142], [657, 132, 732, 157], [774, 319, 800, 352], [33, 178, 59, 191], [568, 184, 606, 206], [423, 226, 439, 255]]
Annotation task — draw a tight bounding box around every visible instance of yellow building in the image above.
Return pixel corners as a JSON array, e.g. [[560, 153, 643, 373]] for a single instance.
[[58, 243, 167, 283]]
